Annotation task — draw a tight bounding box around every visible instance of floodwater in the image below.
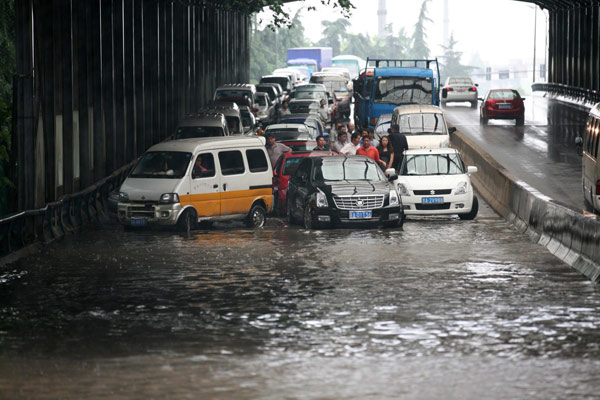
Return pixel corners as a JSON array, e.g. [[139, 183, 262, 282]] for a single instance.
[[1, 200, 600, 399]]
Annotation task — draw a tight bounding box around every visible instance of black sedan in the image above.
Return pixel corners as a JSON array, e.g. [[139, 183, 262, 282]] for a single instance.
[[286, 155, 404, 229]]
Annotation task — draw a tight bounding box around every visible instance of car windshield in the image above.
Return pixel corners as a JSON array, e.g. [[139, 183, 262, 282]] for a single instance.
[[283, 157, 305, 175], [175, 126, 224, 139], [289, 102, 319, 114], [268, 128, 308, 141], [312, 80, 347, 93], [224, 116, 240, 133], [261, 77, 289, 91], [257, 96, 267, 106], [401, 153, 464, 175], [295, 91, 326, 100], [316, 159, 385, 182], [215, 89, 250, 99], [257, 88, 276, 101], [375, 115, 392, 137], [397, 113, 447, 135], [448, 78, 472, 85], [332, 60, 360, 78], [489, 90, 520, 100], [375, 77, 433, 105], [130, 151, 192, 179]]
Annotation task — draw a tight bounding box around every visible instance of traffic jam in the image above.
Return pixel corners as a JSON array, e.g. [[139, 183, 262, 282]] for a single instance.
[[116, 49, 497, 231]]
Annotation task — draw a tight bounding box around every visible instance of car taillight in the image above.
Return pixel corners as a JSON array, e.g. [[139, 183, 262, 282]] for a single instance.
[[446, 87, 454, 92], [469, 87, 477, 92], [596, 180, 600, 195]]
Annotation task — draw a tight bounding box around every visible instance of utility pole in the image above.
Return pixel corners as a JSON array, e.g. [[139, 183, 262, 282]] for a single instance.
[[532, 5, 537, 83]]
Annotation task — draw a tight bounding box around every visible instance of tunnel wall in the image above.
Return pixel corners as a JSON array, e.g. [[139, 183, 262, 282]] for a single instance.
[[543, 4, 600, 102], [450, 129, 600, 283], [14, 0, 250, 211]]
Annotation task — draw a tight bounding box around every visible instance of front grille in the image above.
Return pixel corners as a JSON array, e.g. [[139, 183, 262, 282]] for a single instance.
[[127, 202, 157, 218], [333, 195, 385, 210], [415, 203, 451, 210], [413, 189, 452, 195]]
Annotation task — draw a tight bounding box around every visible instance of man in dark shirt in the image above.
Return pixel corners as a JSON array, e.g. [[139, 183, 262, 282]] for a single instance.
[[388, 126, 408, 172], [313, 135, 329, 151]]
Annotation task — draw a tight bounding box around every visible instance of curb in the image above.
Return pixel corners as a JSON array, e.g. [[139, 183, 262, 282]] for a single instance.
[[450, 129, 600, 282]]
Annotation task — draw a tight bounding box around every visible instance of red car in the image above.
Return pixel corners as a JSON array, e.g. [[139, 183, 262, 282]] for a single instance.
[[272, 151, 333, 216], [479, 89, 525, 126]]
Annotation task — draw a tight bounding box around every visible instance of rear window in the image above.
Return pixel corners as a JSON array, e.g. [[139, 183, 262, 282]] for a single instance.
[[246, 149, 269, 172], [489, 90, 520, 100], [267, 128, 309, 141], [215, 89, 251, 99], [175, 126, 224, 139], [448, 78, 472, 85]]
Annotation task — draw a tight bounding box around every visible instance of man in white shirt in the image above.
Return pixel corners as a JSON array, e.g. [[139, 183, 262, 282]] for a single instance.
[[340, 132, 361, 155]]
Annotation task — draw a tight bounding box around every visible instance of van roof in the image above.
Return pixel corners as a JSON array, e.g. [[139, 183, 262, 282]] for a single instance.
[[393, 104, 443, 115], [177, 113, 226, 128], [148, 136, 266, 153]]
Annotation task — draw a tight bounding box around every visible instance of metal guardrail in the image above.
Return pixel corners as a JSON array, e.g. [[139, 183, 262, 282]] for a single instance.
[[0, 161, 135, 259], [532, 83, 600, 105]]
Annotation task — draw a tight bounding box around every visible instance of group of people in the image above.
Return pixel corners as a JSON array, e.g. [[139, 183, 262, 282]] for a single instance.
[[265, 120, 408, 174]]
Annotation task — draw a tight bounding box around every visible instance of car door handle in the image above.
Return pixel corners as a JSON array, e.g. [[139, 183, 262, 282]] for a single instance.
[[213, 184, 218, 189], [223, 183, 227, 191]]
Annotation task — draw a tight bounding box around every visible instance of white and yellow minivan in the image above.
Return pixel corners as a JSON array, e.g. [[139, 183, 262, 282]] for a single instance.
[[581, 103, 600, 212], [117, 136, 273, 229]]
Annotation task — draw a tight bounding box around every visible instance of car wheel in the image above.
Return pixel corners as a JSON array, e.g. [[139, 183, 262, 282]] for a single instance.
[[516, 114, 525, 126], [246, 203, 266, 228], [303, 204, 315, 229], [471, 101, 477, 109], [441, 100, 446, 108], [177, 208, 198, 232], [459, 196, 479, 220], [480, 114, 488, 125]]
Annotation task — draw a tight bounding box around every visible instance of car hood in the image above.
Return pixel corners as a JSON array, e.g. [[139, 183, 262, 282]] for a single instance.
[[318, 180, 393, 196], [119, 178, 181, 201], [397, 174, 468, 190], [406, 135, 450, 149]]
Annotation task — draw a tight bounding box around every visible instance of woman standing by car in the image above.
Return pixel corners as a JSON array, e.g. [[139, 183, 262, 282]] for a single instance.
[[377, 135, 395, 170]]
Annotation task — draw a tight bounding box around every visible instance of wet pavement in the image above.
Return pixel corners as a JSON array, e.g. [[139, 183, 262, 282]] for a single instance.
[[1, 199, 600, 399], [444, 95, 590, 212]]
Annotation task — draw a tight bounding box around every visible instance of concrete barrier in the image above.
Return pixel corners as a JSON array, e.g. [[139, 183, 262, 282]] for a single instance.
[[451, 130, 600, 282]]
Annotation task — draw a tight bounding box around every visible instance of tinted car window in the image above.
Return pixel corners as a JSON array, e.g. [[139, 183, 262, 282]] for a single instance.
[[176, 126, 224, 139], [283, 157, 304, 175], [246, 149, 269, 172], [192, 153, 216, 179], [219, 151, 245, 176], [267, 128, 310, 141]]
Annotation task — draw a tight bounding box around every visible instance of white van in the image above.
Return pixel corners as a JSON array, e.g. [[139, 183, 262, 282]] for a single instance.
[[391, 105, 454, 149], [581, 103, 600, 212], [117, 136, 273, 230]]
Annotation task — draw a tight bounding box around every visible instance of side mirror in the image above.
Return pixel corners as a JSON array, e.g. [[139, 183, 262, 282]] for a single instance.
[[477, 98, 484, 101], [385, 168, 398, 181], [442, 88, 448, 99], [575, 136, 583, 156], [448, 127, 457, 134], [475, 83, 479, 87], [467, 166, 478, 174], [521, 98, 526, 101]]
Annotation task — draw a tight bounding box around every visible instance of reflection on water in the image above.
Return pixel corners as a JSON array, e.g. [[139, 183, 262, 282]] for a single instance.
[[1, 210, 600, 399]]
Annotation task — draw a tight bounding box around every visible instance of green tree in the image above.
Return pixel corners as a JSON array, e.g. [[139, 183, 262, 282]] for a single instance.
[[410, 0, 431, 59], [440, 33, 474, 82], [318, 18, 351, 56], [0, 0, 15, 215]]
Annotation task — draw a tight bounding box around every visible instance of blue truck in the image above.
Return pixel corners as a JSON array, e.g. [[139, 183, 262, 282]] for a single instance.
[[353, 58, 441, 129], [287, 47, 333, 76]]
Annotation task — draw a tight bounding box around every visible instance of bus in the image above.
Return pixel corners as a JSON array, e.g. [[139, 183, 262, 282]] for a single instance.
[[580, 102, 600, 212], [332, 55, 366, 80]]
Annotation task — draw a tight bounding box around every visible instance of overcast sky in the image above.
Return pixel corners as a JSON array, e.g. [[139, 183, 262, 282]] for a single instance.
[[258, 0, 549, 68]]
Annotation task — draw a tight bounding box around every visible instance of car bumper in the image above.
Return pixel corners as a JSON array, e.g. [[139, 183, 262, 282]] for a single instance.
[[117, 202, 183, 226], [445, 92, 477, 102], [313, 205, 402, 226], [401, 193, 473, 216], [484, 108, 523, 119]]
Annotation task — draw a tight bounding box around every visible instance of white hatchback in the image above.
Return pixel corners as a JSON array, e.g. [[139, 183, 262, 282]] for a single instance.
[[394, 148, 479, 219]]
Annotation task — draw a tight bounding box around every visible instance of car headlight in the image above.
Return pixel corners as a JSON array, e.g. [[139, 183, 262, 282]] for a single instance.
[[316, 189, 328, 208], [119, 192, 129, 202], [455, 182, 467, 195], [159, 193, 180, 204], [397, 183, 410, 196], [389, 189, 400, 206]]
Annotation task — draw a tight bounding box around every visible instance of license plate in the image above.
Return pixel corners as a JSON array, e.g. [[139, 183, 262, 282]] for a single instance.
[[456, 89, 466, 93], [130, 217, 147, 226], [349, 210, 372, 219], [499, 104, 512, 109], [421, 197, 443, 204]]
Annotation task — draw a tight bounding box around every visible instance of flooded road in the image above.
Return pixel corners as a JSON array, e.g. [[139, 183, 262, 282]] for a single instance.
[[1, 200, 600, 399]]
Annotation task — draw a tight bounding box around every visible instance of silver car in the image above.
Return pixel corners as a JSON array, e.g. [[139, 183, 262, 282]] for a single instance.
[[441, 77, 478, 108]]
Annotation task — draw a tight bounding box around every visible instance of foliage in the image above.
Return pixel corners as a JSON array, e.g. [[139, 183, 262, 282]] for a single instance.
[[439, 33, 475, 82], [0, 0, 15, 214], [250, 10, 309, 83], [409, 0, 431, 59], [317, 18, 350, 56]]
